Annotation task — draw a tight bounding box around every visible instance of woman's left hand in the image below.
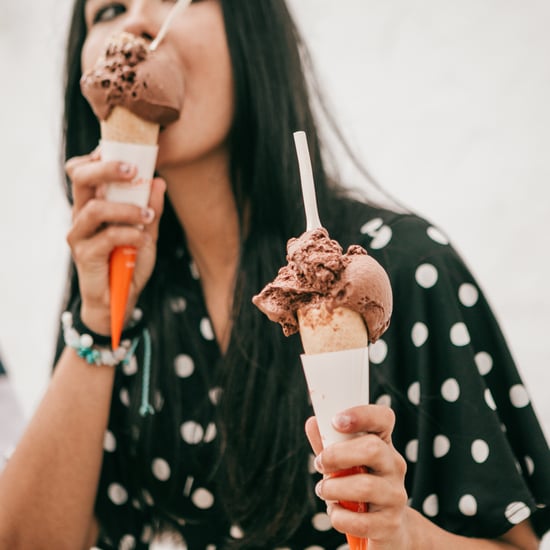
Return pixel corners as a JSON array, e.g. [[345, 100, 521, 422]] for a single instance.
[[305, 405, 410, 550]]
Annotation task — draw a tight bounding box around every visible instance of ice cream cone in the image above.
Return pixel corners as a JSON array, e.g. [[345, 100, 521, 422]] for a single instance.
[[100, 106, 159, 349], [100, 106, 159, 145], [299, 305, 369, 550]]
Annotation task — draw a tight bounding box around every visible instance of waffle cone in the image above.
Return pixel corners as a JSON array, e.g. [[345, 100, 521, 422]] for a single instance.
[[101, 106, 159, 145], [298, 303, 369, 550], [298, 304, 368, 354]]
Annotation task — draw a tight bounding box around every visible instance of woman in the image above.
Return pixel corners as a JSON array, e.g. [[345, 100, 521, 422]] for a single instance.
[[0, 0, 548, 548]]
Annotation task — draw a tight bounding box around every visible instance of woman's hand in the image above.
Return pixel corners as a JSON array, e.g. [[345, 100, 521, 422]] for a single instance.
[[305, 405, 410, 550], [65, 148, 166, 335]]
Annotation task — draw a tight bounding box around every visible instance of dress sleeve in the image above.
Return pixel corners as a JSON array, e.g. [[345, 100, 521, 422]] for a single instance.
[[365, 214, 550, 540]]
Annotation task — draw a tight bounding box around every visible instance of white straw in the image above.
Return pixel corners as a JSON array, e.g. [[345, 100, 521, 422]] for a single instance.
[[293, 131, 322, 231], [149, 0, 192, 51]]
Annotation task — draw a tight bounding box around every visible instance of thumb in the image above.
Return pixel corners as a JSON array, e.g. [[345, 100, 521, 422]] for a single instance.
[[305, 416, 323, 455]]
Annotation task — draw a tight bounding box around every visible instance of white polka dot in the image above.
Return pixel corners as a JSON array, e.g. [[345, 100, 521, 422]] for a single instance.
[[360, 218, 383, 235], [189, 260, 200, 279], [484, 388, 497, 410], [441, 378, 460, 402], [505, 502, 531, 525], [458, 283, 479, 307], [369, 339, 388, 364], [415, 264, 438, 288], [312, 512, 332, 531], [120, 388, 130, 407], [174, 354, 195, 378], [371, 225, 393, 249], [230, 525, 244, 539], [336, 546, 349, 550], [471, 439, 490, 463], [423, 494, 439, 517], [304, 546, 324, 550], [141, 525, 153, 543], [183, 475, 194, 497], [510, 385, 530, 408], [433, 435, 450, 458], [170, 297, 187, 313], [153, 391, 164, 412], [152, 458, 171, 481], [119, 534, 136, 550], [181, 421, 205, 444], [206, 546, 217, 550], [405, 439, 419, 463], [459, 494, 478, 516], [408, 381, 421, 405], [450, 322, 470, 346], [200, 318, 215, 341], [376, 394, 392, 407], [142, 490, 154, 506], [475, 352, 493, 375], [209, 387, 222, 405], [411, 322, 429, 347], [427, 226, 449, 245], [122, 356, 138, 376], [192, 488, 215, 509], [525, 455, 535, 476], [108, 483, 128, 505], [204, 423, 217, 443], [104, 430, 117, 452]]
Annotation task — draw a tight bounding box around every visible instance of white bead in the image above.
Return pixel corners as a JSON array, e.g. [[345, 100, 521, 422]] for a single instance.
[[80, 333, 94, 348], [67, 328, 80, 347], [61, 311, 73, 326]]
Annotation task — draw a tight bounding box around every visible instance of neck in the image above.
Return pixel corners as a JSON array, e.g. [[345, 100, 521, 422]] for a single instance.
[[159, 146, 240, 351]]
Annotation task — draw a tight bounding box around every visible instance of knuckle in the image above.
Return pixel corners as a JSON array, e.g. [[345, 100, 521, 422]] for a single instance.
[[383, 405, 396, 428]]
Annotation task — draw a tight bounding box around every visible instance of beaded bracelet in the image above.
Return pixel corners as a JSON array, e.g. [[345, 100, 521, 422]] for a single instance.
[[61, 311, 138, 367], [61, 309, 154, 417]]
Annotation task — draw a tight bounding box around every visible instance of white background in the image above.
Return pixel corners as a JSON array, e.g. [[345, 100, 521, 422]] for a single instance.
[[0, 1, 548, 547]]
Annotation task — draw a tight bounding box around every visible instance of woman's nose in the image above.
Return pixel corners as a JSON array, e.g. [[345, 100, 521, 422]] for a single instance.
[[121, 2, 162, 42]]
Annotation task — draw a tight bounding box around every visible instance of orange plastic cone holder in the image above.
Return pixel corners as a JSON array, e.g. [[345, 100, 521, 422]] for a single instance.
[[109, 245, 137, 350]]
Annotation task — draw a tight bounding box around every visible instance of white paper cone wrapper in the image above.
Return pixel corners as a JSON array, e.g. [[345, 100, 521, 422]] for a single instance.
[[301, 347, 369, 448], [100, 140, 159, 208]]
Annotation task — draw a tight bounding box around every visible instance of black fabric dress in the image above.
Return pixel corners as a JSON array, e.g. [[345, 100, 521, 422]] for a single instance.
[[92, 208, 550, 549]]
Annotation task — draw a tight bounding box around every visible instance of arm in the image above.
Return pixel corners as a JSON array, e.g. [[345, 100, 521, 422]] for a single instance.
[[306, 407, 540, 550], [0, 152, 165, 549], [0, 351, 115, 550]]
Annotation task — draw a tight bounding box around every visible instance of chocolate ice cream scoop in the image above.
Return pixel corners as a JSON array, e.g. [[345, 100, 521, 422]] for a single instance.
[[252, 228, 393, 342], [80, 32, 184, 126]]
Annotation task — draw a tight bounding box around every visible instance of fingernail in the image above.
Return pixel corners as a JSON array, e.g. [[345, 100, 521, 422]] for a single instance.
[[332, 414, 352, 430], [314, 454, 324, 474], [119, 162, 133, 175], [142, 207, 155, 223], [315, 480, 324, 499]]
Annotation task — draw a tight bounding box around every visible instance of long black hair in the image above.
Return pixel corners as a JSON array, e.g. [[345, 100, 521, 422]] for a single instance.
[[60, 0, 383, 546]]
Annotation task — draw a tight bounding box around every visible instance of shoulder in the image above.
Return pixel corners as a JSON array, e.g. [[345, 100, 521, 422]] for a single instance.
[[336, 203, 466, 281]]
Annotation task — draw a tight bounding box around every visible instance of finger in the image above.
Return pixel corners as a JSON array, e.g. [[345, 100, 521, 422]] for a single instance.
[[64, 148, 100, 178], [317, 434, 405, 477], [71, 225, 151, 267], [68, 199, 156, 245], [332, 404, 396, 443], [327, 502, 406, 543], [316, 471, 406, 510], [142, 177, 167, 243], [70, 159, 137, 212], [305, 416, 323, 456]]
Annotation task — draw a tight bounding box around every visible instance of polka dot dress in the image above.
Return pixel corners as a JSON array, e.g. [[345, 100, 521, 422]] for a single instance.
[[92, 209, 550, 549]]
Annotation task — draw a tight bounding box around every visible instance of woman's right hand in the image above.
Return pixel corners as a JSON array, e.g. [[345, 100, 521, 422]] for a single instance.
[[65, 149, 166, 335]]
